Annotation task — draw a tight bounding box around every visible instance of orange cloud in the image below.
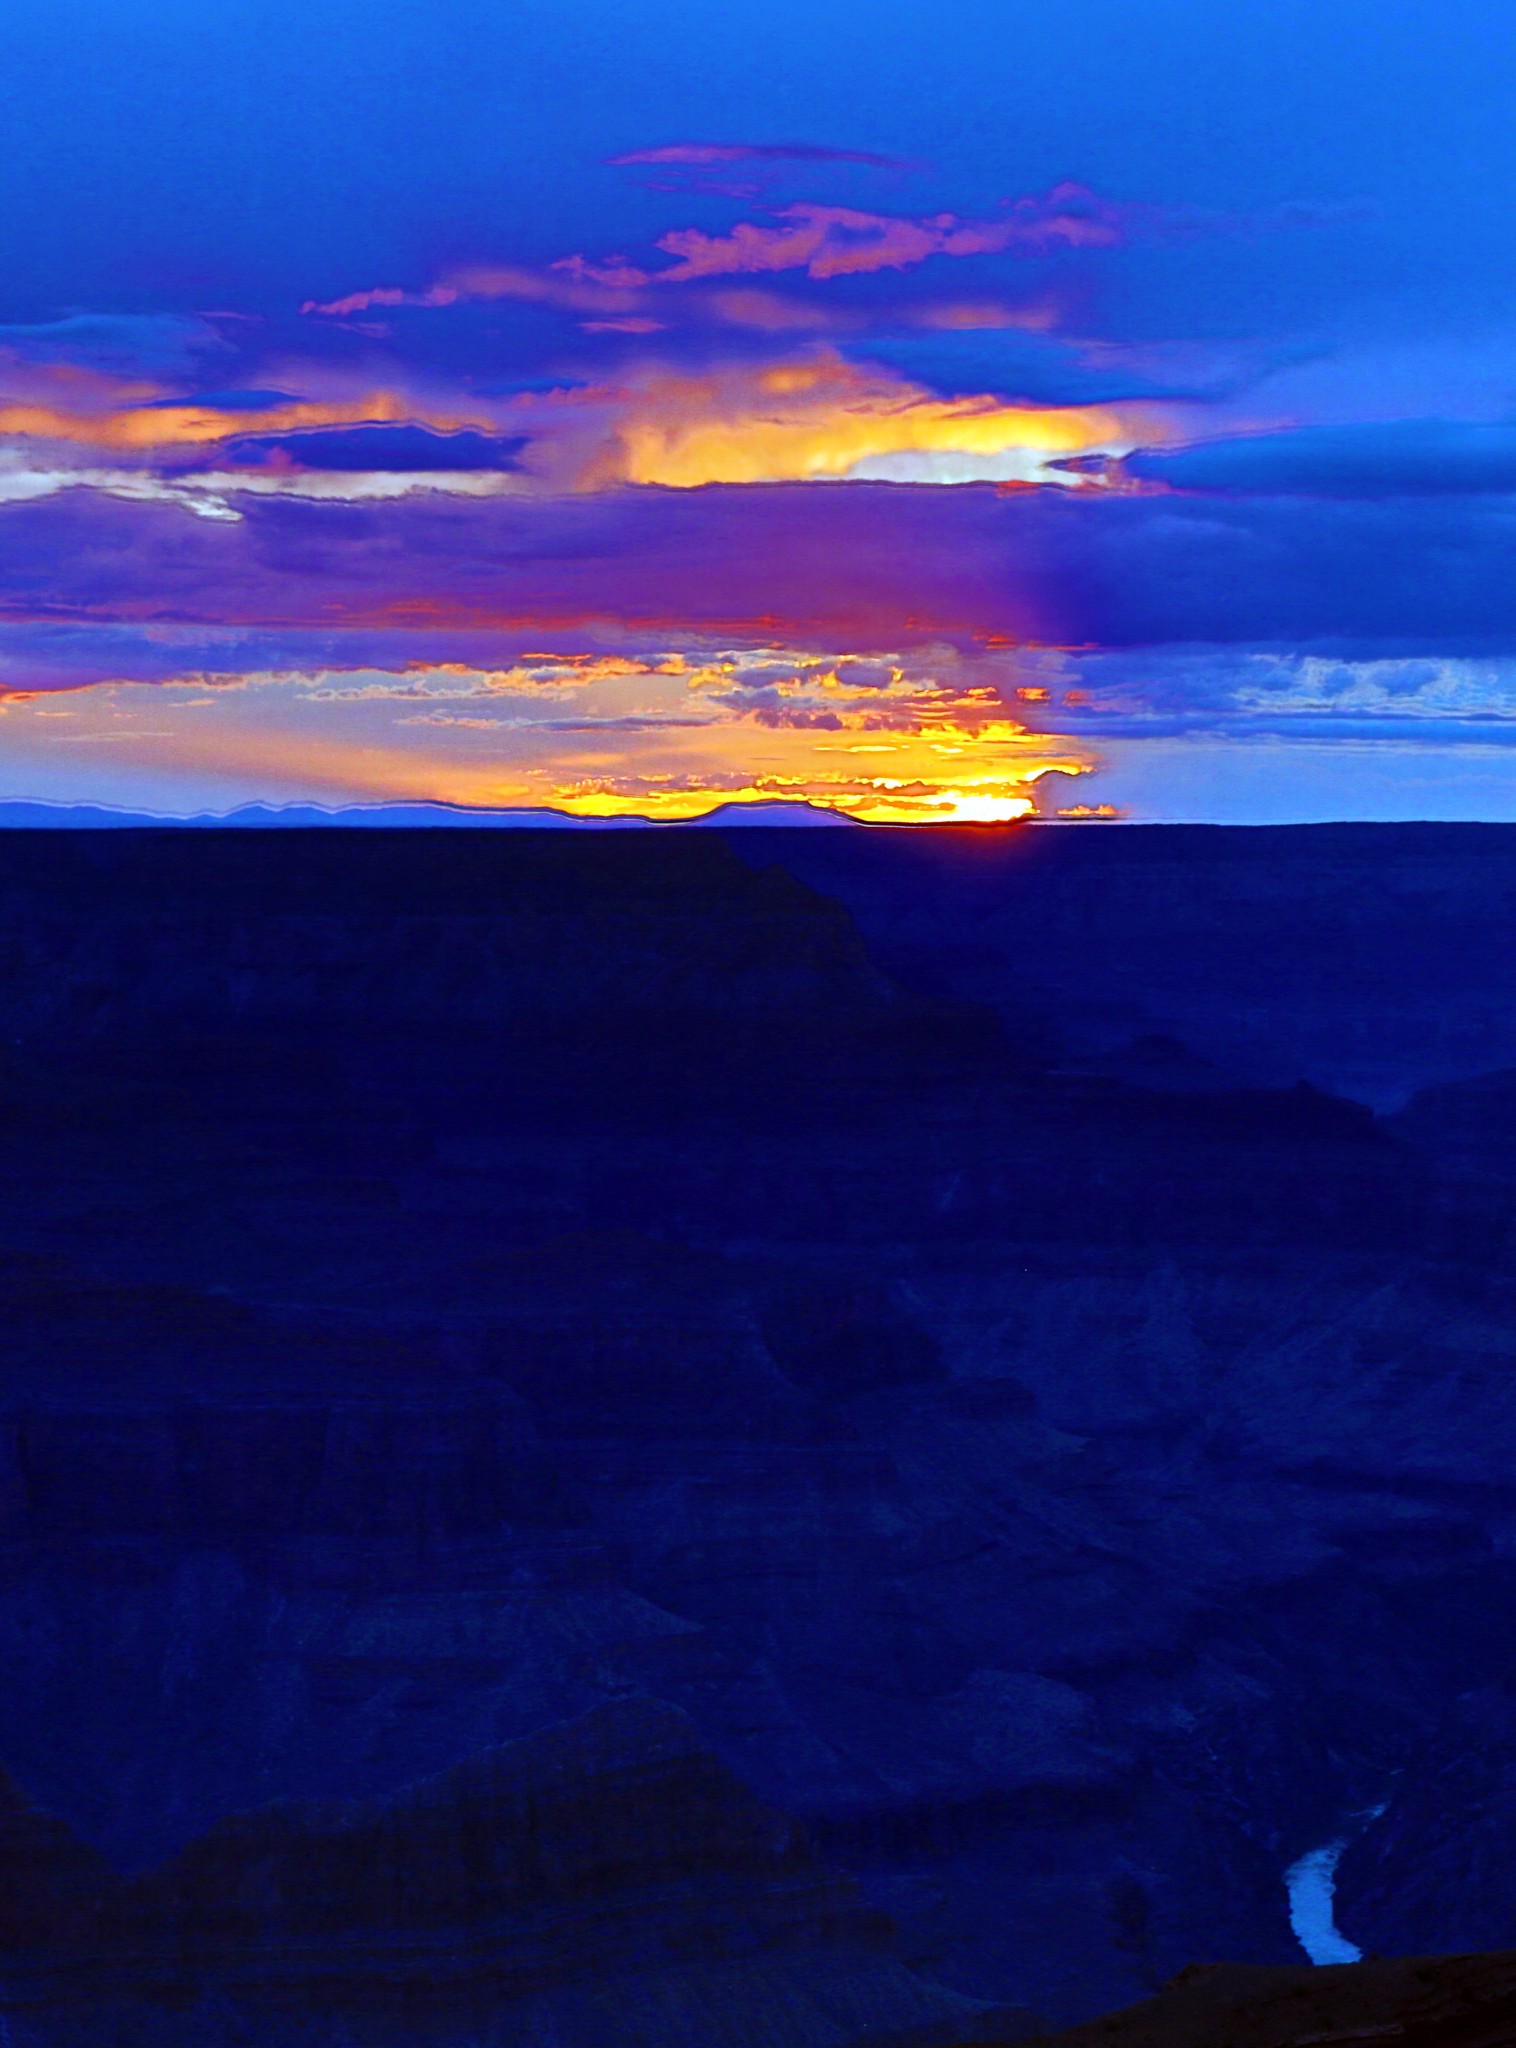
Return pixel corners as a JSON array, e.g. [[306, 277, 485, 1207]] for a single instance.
[[0, 390, 491, 452], [0, 645, 1096, 825], [912, 300, 1060, 331], [419, 648, 1094, 821], [564, 353, 1131, 488], [706, 290, 845, 331], [0, 334, 1155, 516]]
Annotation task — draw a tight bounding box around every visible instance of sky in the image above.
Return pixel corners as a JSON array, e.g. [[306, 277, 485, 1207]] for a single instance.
[[4, 0, 1516, 821]]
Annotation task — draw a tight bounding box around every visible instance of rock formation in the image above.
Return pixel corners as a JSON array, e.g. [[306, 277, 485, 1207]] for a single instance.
[[0, 826, 1513, 2032]]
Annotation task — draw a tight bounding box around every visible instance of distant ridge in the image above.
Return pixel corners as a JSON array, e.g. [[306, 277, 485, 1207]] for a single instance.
[[685, 800, 856, 828], [0, 797, 858, 829]]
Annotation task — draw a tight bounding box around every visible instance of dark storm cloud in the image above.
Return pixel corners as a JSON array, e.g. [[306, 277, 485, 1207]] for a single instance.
[[218, 425, 528, 472], [1124, 421, 1516, 498], [852, 332, 1204, 408], [5, 483, 1516, 673]]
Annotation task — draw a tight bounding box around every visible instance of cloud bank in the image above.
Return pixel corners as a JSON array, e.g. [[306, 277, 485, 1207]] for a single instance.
[[2, 56, 1514, 822]]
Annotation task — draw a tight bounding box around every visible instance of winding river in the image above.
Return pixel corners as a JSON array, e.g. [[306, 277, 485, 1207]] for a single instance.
[[1285, 1805, 1387, 1966], [1285, 1837, 1363, 1964]]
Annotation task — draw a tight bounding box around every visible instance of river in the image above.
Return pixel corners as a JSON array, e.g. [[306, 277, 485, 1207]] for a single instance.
[[1285, 1805, 1387, 1965]]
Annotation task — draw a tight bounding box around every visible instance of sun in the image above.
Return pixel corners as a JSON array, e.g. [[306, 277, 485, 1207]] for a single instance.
[[937, 791, 1034, 824]]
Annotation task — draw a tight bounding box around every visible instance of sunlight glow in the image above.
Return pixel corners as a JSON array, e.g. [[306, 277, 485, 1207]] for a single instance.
[[0, 648, 1096, 824], [582, 359, 1130, 488]]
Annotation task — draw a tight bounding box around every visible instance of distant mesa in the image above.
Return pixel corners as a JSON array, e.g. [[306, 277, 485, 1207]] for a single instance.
[[685, 799, 858, 827], [0, 797, 860, 829]]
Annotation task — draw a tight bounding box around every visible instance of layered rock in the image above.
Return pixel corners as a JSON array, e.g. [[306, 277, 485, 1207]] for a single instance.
[[0, 830, 900, 1042], [0, 830, 1512, 2026], [741, 821, 1516, 1107], [0, 1701, 1023, 2048], [1335, 1681, 1516, 1956]]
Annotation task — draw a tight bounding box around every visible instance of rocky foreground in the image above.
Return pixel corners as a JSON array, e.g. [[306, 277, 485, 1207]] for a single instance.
[[1028, 1950, 1516, 2048], [1, 826, 1516, 2041]]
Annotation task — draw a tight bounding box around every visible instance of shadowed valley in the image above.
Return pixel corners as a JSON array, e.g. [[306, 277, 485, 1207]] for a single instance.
[[2, 826, 1516, 2044]]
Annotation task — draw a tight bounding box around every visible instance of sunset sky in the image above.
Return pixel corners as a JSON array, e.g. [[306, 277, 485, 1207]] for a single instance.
[[5, 0, 1516, 820]]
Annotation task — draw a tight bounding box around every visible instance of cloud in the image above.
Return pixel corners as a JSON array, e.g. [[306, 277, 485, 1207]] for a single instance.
[[401, 711, 717, 732], [219, 424, 527, 472], [851, 331, 1186, 409], [0, 314, 228, 382], [0, 453, 526, 525], [5, 476, 1516, 665], [0, 387, 493, 453], [302, 264, 645, 321], [611, 142, 915, 170], [1122, 420, 1516, 497], [58, 351, 1131, 502], [126, 353, 1133, 498], [0, 624, 1087, 823], [0, 377, 538, 517], [605, 140, 924, 202], [303, 184, 1124, 330], [701, 290, 841, 332], [652, 190, 1122, 282], [558, 354, 1131, 488], [11, 472, 1516, 821], [1050, 647, 1516, 740]]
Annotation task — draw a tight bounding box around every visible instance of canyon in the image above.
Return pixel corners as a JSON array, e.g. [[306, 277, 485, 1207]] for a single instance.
[[0, 825, 1514, 2043]]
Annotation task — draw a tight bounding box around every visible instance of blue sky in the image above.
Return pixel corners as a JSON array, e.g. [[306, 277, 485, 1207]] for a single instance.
[[2, 0, 1514, 819]]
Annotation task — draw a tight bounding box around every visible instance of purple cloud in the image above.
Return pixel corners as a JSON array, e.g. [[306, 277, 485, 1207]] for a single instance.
[[610, 142, 916, 170], [3, 482, 1516, 673]]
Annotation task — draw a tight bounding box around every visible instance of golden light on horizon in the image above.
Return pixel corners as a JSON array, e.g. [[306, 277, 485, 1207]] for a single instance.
[[0, 645, 1098, 824]]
